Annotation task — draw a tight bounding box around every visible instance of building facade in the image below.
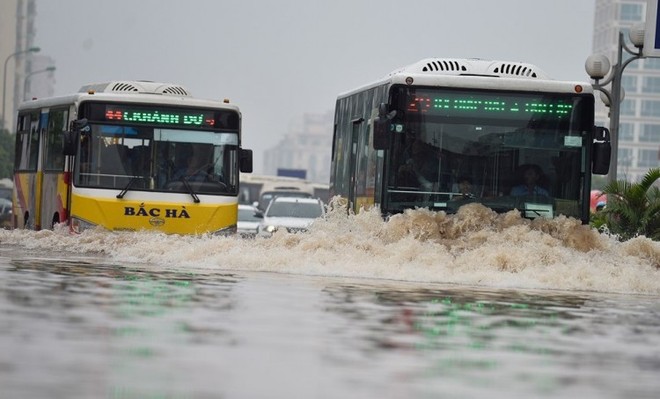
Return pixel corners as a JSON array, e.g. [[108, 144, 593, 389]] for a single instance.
[[23, 54, 56, 102], [263, 111, 333, 185], [592, 0, 660, 182], [0, 0, 54, 132]]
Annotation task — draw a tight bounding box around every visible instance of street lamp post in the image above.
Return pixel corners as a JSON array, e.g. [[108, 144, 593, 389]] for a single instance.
[[23, 66, 56, 101], [585, 24, 645, 183], [1, 46, 41, 130]]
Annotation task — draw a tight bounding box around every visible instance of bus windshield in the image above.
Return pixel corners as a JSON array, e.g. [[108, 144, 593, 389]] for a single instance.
[[383, 86, 594, 218], [74, 124, 239, 195]]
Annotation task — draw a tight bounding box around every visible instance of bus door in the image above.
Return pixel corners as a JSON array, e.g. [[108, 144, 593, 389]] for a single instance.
[[33, 111, 50, 230], [39, 108, 69, 229], [13, 111, 43, 229], [348, 118, 363, 212]]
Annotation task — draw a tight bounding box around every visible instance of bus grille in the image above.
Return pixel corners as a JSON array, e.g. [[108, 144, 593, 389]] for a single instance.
[[490, 62, 540, 78], [161, 86, 190, 96], [421, 60, 468, 72], [110, 82, 139, 92]]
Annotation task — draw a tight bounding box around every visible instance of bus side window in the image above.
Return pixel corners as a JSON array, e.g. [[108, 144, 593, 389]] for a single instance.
[[28, 116, 40, 171], [44, 109, 68, 171], [14, 114, 31, 171], [13, 112, 39, 171]]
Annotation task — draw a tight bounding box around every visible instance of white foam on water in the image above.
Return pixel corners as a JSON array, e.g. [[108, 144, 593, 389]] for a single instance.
[[1, 202, 658, 295]]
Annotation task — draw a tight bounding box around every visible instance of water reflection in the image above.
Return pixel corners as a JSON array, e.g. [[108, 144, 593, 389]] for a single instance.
[[1, 257, 241, 399], [2, 252, 660, 398], [7, 257, 241, 316], [321, 282, 660, 397]]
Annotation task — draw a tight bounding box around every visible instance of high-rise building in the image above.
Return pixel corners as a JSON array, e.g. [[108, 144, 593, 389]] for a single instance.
[[263, 111, 333, 184], [592, 0, 660, 182], [0, 0, 53, 131]]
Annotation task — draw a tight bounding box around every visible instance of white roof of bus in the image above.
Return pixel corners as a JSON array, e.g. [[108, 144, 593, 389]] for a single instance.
[[337, 58, 594, 99], [18, 80, 240, 113]]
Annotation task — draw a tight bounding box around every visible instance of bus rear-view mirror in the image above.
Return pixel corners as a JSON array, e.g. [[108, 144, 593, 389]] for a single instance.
[[62, 130, 78, 156], [63, 118, 90, 156], [373, 120, 389, 150], [592, 126, 611, 175], [373, 103, 396, 150], [240, 148, 253, 173]]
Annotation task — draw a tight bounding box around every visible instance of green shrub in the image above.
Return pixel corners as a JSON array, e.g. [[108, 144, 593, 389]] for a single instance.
[[590, 168, 660, 241]]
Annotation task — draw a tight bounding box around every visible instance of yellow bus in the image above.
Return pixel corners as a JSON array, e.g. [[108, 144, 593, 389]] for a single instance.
[[13, 80, 253, 234]]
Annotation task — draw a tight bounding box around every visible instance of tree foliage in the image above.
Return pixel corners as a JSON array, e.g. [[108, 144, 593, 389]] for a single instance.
[[591, 168, 660, 241], [0, 129, 14, 179]]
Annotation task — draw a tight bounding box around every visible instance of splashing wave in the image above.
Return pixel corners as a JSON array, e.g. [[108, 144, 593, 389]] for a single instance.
[[1, 202, 658, 295]]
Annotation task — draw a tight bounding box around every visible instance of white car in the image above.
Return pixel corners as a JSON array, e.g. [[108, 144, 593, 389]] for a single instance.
[[257, 196, 324, 237], [237, 204, 260, 237], [255, 190, 313, 212]]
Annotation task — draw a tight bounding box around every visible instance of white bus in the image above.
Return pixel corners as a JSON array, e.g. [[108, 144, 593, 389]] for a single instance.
[[330, 58, 611, 223], [13, 80, 253, 234]]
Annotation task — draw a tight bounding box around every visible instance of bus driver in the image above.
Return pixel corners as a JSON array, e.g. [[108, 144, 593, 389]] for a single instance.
[[172, 144, 214, 182], [510, 164, 549, 197]]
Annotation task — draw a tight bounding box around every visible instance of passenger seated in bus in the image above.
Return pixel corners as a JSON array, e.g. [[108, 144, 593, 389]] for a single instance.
[[451, 176, 476, 199], [397, 139, 440, 191], [100, 144, 132, 176], [510, 164, 549, 197], [398, 129, 417, 162], [130, 145, 151, 176]]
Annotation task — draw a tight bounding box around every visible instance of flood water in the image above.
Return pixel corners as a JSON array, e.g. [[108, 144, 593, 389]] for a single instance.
[[1, 203, 659, 399]]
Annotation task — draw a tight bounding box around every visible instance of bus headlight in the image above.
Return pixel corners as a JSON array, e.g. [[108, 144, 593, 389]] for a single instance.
[[70, 217, 96, 234], [265, 225, 278, 233]]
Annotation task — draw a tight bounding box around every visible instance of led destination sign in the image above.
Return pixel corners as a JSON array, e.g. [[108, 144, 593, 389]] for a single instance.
[[104, 107, 216, 126], [82, 102, 239, 129], [402, 89, 577, 121], [410, 97, 573, 115]]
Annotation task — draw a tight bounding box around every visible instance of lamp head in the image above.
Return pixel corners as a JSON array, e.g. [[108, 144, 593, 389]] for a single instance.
[[629, 23, 645, 48], [585, 54, 611, 80], [599, 90, 611, 107]]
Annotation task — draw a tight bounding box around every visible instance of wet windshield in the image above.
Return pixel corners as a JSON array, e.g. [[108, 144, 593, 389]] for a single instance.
[[258, 191, 312, 211], [266, 201, 323, 219], [384, 87, 592, 219], [74, 125, 239, 195], [238, 207, 260, 222]]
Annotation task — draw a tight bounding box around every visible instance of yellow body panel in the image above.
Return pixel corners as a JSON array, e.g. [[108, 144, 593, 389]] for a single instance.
[[70, 193, 237, 234], [40, 172, 69, 228], [12, 173, 36, 228]]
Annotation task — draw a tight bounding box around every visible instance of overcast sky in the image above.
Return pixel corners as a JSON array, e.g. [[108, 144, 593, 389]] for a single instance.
[[35, 0, 596, 173]]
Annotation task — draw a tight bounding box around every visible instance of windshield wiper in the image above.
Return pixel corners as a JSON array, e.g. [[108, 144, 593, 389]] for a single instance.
[[180, 177, 201, 203], [527, 208, 551, 217], [116, 177, 142, 199]]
